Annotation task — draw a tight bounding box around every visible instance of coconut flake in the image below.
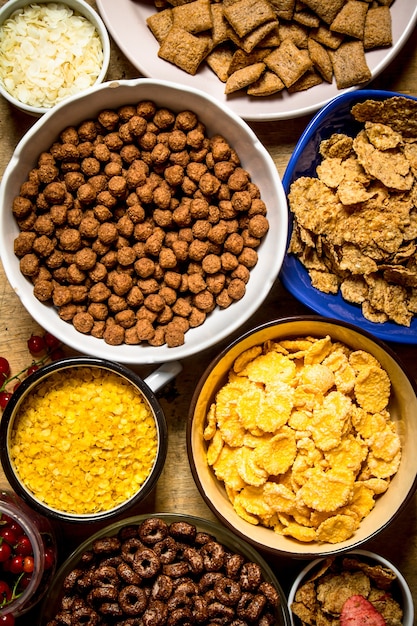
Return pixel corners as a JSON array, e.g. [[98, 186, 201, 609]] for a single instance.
[[0, 3, 104, 108]]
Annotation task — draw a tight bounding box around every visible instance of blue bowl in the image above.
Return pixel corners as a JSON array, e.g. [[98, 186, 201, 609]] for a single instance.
[[280, 89, 417, 345]]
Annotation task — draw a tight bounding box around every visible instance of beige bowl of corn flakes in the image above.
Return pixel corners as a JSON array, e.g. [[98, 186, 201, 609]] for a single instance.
[[0, 356, 180, 523], [187, 316, 417, 558], [0, 0, 110, 115]]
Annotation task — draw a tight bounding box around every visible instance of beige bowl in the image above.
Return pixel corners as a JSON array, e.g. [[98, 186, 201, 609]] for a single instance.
[[0, 0, 110, 115], [187, 316, 417, 558]]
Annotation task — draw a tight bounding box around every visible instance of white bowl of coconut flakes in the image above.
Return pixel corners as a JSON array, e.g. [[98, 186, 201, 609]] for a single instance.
[[0, 0, 110, 116]]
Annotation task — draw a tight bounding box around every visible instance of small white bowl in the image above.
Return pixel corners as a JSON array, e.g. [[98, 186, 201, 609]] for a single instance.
[[0, 78, 288, 364], [0, 0, 110, 115], [287, 550, 414, 626], [187, 316, 417, 558]]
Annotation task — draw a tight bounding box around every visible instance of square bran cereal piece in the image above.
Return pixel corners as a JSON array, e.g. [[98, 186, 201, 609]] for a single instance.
[[265, 38, 313, 88], [308, 37, 333, 82], [330, 0, 369, 40], [158, 26, 210, 74], [225, 61, 266, 93], [172, 0, 213, 33], [223, 0, 277, 38], [211, 3, 230, 45], [364, 6, 392, 49], [310, 23, 345, 49], [302, 0, 345, 24], [293, 8, 321, 29], [146, 8, 174, 43], [206, 44, 234, 81], [229, 20, 278, 53], [330, 40, 371, 89], [257, 26, 280, 47], [247, 69, 285, 95], [288, 68, 323, 92], [269, 0, 296, 20], [278, 22, 309, 49], [228, 47, 271, 75]]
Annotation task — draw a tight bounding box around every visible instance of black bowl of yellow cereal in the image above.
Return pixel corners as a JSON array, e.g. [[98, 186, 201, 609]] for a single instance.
[[0, 356, 177, 523]]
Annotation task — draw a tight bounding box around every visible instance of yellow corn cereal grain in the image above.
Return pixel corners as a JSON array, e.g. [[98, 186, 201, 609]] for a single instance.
[[10, 367, 158, 515]]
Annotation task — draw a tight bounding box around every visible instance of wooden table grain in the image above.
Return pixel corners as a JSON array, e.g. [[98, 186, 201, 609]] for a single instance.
[[1, 1, 417, 621]]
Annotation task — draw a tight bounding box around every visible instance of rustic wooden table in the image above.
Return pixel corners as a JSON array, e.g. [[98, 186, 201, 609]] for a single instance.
[[0, 1, 416, 622]]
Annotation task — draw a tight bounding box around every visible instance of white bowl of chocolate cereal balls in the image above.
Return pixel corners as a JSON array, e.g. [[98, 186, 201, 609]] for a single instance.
[[0, 78, 288, 364]]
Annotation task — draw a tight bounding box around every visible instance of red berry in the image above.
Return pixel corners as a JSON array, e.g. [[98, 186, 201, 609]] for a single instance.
[[44, 332, 60, 350], [0, 542, 11, 563], [8, 556, 24, 575], [27, 334, 45, 355], [43, 546, 55, 570], [0, 357, 10, 381], [26, 364, 39, 377], [0, 613, 15, 626], [0, 391, 12, 410], [14, 535, 32, 557], [50, 348, 65, 361], [0, 580, 12, 602], [19, 572, 32, 589], [22, 556, 34, 574], [0, 528, 17, 546]]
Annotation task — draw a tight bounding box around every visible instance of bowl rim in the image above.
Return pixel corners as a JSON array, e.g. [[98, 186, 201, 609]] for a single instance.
[[0, 77, 288, 364], [280, 89, 417, 345], [0, 355, 168, 523], [0, 0, 111, 115], [40, 512, 292, 625], [186, 314, 417, 558], [286, 548, 414, 626]]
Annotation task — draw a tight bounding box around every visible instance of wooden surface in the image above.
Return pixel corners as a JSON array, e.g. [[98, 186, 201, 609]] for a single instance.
[[1, 1, 417, 621]]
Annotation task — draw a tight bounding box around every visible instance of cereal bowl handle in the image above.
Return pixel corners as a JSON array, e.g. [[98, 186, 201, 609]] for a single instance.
[[144, 361, 183, 393]]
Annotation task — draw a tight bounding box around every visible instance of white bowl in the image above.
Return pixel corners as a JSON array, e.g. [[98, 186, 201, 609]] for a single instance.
[[0, 78, 288, 364], [187, 316, 417, 558], [287, 549, 414, 626], [0, 0, 110, 115]]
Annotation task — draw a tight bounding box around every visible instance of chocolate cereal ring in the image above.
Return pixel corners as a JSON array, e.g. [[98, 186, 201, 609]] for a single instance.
[[88, 585, 119, 604], [240, 562, 263, 591], [72, 607, 100, 626], [151, 574, 174, 600], [214, 577, 241, 606], [166, 607, 193, 626], [169, 521, 197, 543], [139, 517, 169, 545], [122, 538, 145, 565], [91, 565, 120, 588], [92, 537, 121, 555], [118, 584, 148, 616], [162, 561, 190, 578], [99, 602, 123, 617], [237, 592, 266, 622], [153, 536, 178, 564], [117, 562, 142, 585], [142, 600, 169, 626], [200, 541, 225, 572], [133, 547, 161, 578]]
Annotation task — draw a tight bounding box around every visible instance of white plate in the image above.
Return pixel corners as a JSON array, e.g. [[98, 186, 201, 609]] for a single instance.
[[97, 0, 417, 121]]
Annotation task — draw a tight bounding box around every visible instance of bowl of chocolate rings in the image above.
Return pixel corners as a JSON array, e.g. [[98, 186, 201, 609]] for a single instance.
[[280, 90, 417, 346], [288, 549, 414, 626], [187, 315, 417, 558], [0, 77, 288, 364], [40, 513, 291, 625], [0, 355, 181, 523]]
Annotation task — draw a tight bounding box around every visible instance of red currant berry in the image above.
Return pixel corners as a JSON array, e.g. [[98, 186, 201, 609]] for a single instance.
[[14, 535, 32, 557], [22, 555, 34, 574], [43, 546, 55, 570], [0, 357, 10, 381], [26, 364, 39, 377], [27, 334, 45, 355], [8, 556, 24, 575], [19, 572, 32, 589], [0, 391, 12, 410], [0, 528, 17, 545], [0, 614, 15, 626], [0, 581, 12, 602], [0, 542, 11, 562], [44, 332, 60, 350], [50, 348, 65, 361], [12, 381, 21, 392]]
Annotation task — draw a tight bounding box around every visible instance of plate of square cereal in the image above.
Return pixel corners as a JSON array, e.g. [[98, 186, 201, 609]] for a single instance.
[[280, 89, 417, 344], [96, 0, 417, 121]]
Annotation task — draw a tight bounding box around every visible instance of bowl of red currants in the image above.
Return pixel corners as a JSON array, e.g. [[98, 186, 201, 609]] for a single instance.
[[0, 491, 57, 624]]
